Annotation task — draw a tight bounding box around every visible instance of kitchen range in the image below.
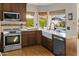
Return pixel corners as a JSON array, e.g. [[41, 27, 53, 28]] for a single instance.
[[1, 28, 21, 52]]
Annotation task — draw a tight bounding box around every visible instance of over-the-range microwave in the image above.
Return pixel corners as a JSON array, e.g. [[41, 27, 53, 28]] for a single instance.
[[3, 12, 20, 21]]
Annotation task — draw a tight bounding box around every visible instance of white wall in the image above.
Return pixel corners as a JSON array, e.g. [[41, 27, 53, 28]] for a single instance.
[[27, 4, 37, 12], [65, 4, 77, 39], [37, 6, 48, 12], [77, 4, 79, 56]]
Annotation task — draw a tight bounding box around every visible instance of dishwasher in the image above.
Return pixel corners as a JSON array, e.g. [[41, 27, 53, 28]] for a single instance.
[[53, 35, 66, 56]]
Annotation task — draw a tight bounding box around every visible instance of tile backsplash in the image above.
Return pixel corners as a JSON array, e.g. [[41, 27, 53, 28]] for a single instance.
[[0, 21, 26, 32]]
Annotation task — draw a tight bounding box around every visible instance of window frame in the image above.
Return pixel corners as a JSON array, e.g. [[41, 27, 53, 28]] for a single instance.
[[26, 12, 35, 27], [38, 12, 48, 29]]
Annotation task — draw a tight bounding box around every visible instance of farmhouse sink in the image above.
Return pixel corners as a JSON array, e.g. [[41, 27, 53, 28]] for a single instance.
[[42, 30, 53, 39]]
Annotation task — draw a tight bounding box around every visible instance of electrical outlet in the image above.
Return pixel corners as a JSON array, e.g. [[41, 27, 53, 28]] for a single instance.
[[67, 27, 70, 30]]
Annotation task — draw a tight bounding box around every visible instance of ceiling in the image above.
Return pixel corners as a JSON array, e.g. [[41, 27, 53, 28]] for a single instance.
[[28, 3, 56, 6]]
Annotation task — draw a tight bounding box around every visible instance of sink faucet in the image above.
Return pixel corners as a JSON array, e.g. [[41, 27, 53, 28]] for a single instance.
[[49, 22, 56, 30]]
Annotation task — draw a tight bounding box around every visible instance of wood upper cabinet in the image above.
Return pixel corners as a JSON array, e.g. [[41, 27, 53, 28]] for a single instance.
[[0, 4, 1, 10], [0, 4, 2, 20], [1, 4, 11, 11], [0, 41, 1, 52], [0, 3, 26, 21], [11, 3, 26, 21]]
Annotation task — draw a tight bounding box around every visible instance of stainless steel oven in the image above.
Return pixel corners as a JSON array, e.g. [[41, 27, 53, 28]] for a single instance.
[[4, 34, 21, 46], [3, 30, 21, 52]]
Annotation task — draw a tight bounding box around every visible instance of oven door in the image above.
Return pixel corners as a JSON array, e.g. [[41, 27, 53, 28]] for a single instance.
[[4, 34, 21, 46]]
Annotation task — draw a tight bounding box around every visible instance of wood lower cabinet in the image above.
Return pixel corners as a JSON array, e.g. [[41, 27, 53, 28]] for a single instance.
[[0, 41, 1, 51], [21, 31, 36, 47], [27, 31, 36, 46], [36, 31, 42, 45], [42, 36, 53, 51], [47, 39, 53, 51], [0, 33, 3, 52], [0, 32, 1, 48], [21, 30, 42, 47], [42, 36, 48, 47], [21, 31, 29, 47]]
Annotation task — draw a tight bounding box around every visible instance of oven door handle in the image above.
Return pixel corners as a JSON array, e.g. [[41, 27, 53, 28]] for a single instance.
[[4, 34, 21, 36]]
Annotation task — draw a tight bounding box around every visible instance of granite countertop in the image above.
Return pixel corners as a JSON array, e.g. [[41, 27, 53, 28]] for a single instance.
[[21, 27, 42, 31], [42, 29, 66, 39], [21, 28, 66, 38]]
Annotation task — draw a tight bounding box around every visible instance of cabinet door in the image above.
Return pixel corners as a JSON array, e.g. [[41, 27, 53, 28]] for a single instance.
[[22, 31, 37, 47], [0, 41, 1, 51], [10, 4, 18, 12], [47, 39, 53, 51], [42, 36, 48, 48], [0, 4, 2, 20], [42, 36, 53, 51], [36, 31, 42, 45], [21, 31, 29, 47], [27, 31, 36, 46], [0, 3, 11, 20], [2, 3, 11, 11], [0, 4, 1, 11], [14, 3, 26, 21]]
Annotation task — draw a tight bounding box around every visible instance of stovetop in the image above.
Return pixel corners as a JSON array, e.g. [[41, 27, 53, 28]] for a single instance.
[[3, 28, 21, 31], [3, 28, 21, 34]]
